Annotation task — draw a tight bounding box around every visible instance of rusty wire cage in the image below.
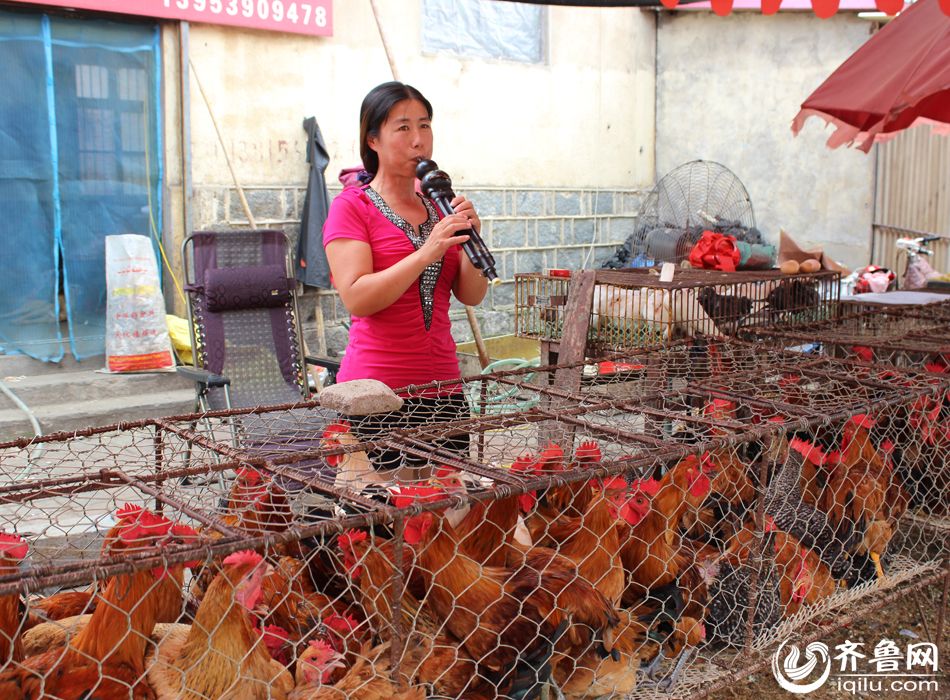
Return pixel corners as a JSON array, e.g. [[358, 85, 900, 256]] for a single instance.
[[515, 269, 841, 356], [0, 339, 946, 699], [740, 302, 950, 548]]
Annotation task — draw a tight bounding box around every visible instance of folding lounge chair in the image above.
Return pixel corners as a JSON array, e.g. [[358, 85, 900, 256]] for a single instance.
[[177, 229, 340, 474]]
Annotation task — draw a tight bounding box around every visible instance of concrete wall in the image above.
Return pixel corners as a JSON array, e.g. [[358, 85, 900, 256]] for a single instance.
[[654, 11, 876, 270], [161, 2, 657, 354]]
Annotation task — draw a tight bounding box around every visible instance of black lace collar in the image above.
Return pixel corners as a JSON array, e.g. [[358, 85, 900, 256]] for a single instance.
[[365, 187, 443, 331]]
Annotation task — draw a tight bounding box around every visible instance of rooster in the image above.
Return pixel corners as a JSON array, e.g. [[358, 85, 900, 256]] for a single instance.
[[401, 505, 618, 697], [336, 529, 520, 699], [0, 511, 189, 699], [0, 533, 27, 667], [323, 421, 382, 494], [147, 549, 293, 700], [290, 638, 425, 699]]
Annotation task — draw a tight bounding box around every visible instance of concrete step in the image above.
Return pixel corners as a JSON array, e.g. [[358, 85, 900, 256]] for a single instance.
[[0, 353, 106, 378], [0, 388, 196, 443], [0, 369, 192, 406]]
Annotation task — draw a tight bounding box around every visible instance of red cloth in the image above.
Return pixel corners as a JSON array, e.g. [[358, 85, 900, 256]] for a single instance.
[[322, 186, 462, 392], [689, 230, 740, 272]]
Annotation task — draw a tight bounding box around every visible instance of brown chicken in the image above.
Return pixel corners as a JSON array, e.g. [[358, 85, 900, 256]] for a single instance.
[[444, 456, 536, 568], [335, 529, 500, 698], [0, 511, 188, 699], [0, 533, 27, 667], [554, 605, 662, 699], [290, 638, 425, 699], [147, 549, 293, 700], [402, 506, 618, 689]]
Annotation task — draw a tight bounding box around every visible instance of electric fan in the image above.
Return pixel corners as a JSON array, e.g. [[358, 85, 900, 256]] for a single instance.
[[604, 160, 760, 268]]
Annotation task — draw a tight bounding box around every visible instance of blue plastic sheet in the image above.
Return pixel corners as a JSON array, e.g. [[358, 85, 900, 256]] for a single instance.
[[0, 10, 161, 361]]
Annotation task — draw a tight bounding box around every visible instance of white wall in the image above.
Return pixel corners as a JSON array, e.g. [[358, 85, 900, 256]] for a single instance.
[[183, 1, 656, 191], [655, 11, 876, 270]]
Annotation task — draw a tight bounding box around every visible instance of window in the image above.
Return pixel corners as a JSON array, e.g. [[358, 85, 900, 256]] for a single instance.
[[421, 0, 545, 64]]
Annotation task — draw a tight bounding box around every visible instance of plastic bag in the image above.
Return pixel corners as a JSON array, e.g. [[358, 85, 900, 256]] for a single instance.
[[104, 235, 174, 372]]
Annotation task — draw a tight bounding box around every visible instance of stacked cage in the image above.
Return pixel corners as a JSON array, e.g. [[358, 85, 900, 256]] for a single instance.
[[0, 338, 945, 699], [741, 301, 950, 556], [515, 269, 840, 355]]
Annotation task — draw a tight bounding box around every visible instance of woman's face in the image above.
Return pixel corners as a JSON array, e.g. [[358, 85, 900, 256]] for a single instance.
[[367, 99, 433, 178]]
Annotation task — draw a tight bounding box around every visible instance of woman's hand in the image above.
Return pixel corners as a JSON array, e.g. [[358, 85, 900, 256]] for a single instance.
[[451, 195, 481, 234], [417, 213, 471, 266]]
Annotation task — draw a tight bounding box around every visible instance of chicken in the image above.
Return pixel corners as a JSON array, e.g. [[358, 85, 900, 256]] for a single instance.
[[402, 507, 618, 693], [445, 457, 536, 568], [290, 638, 425, 700], [820, 414, 904, 583], [724, 520, 835, 618], [0, 533, 27, 667], [335, 529, 518, 699], [324, 421, 381, 494], [553, 606, 662, 699], [259, 554, 341, 640], [697, 286, 753, 331], [528, 440, 602, 538], [0, 511, 189, 699], [593, 283, 723, 342], [620, 454, 712, 606], [147, 549, 293, 700], [761, 429, 862, 580]]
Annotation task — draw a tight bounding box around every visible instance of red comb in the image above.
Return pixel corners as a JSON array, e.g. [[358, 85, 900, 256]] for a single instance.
[[170, 523, 200, 539], [337, 529, 368, 553], [575, 441, 602, 464], [307, 638, 336, 654], [764, 515, 777, 532], [851, 345, 874, 363], [924, 361, 947, 374], [631, 478, 661, 497], [236, 468, 263, 486], [391, 484, 444, 509], [223, 549, 263, 568], [323, 421, 351, 437], [261, 623, 290, 640], [537, 443, 565, 469], [789, 437, 827, 466], [511, 454, 537, 473], [0, 533, 27, 561], [324, 613, 360, 634], [599, 476, 628, 492], [849, 414, 875, 429], [116, 503, 144, 521]]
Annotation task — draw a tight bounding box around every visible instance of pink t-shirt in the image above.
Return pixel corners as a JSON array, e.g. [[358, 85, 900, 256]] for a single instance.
[[323, 185, 462, 390]]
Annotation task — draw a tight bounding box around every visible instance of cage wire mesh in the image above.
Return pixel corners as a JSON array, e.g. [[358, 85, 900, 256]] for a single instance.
[[515, 268, 840, 354], [0, 339, 946, 699]]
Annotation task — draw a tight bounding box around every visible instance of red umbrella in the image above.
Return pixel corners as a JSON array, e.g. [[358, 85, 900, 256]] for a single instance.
[[792, 0, 950, 152]]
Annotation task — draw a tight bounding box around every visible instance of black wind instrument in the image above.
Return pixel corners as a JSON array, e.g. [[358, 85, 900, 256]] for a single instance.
[[416, 159, 498, 281]]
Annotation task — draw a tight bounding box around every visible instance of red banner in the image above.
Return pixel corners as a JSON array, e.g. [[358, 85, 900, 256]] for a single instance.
[[5, 0, 332, 37]]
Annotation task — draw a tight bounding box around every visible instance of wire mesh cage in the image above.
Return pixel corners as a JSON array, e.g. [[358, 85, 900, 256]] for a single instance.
[[515, 268, 841, 355], [0, 338, 945, 699]]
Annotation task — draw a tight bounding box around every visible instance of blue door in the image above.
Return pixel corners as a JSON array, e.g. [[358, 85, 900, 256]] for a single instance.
[[0, 9, 162, 361]]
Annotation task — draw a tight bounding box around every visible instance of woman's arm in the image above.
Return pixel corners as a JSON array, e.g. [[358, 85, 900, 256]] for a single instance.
[[326, 212, 475, 318]]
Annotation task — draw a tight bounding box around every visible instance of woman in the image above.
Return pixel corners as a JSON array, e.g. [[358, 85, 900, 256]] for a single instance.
[[323, 81, 488, 470]]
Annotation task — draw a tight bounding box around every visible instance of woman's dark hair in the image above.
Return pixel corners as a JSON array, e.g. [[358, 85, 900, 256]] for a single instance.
[[359, 81, 433, 176]]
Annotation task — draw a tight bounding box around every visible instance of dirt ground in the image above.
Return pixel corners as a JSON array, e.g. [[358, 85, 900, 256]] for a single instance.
[[711, 579, 949, 700]]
